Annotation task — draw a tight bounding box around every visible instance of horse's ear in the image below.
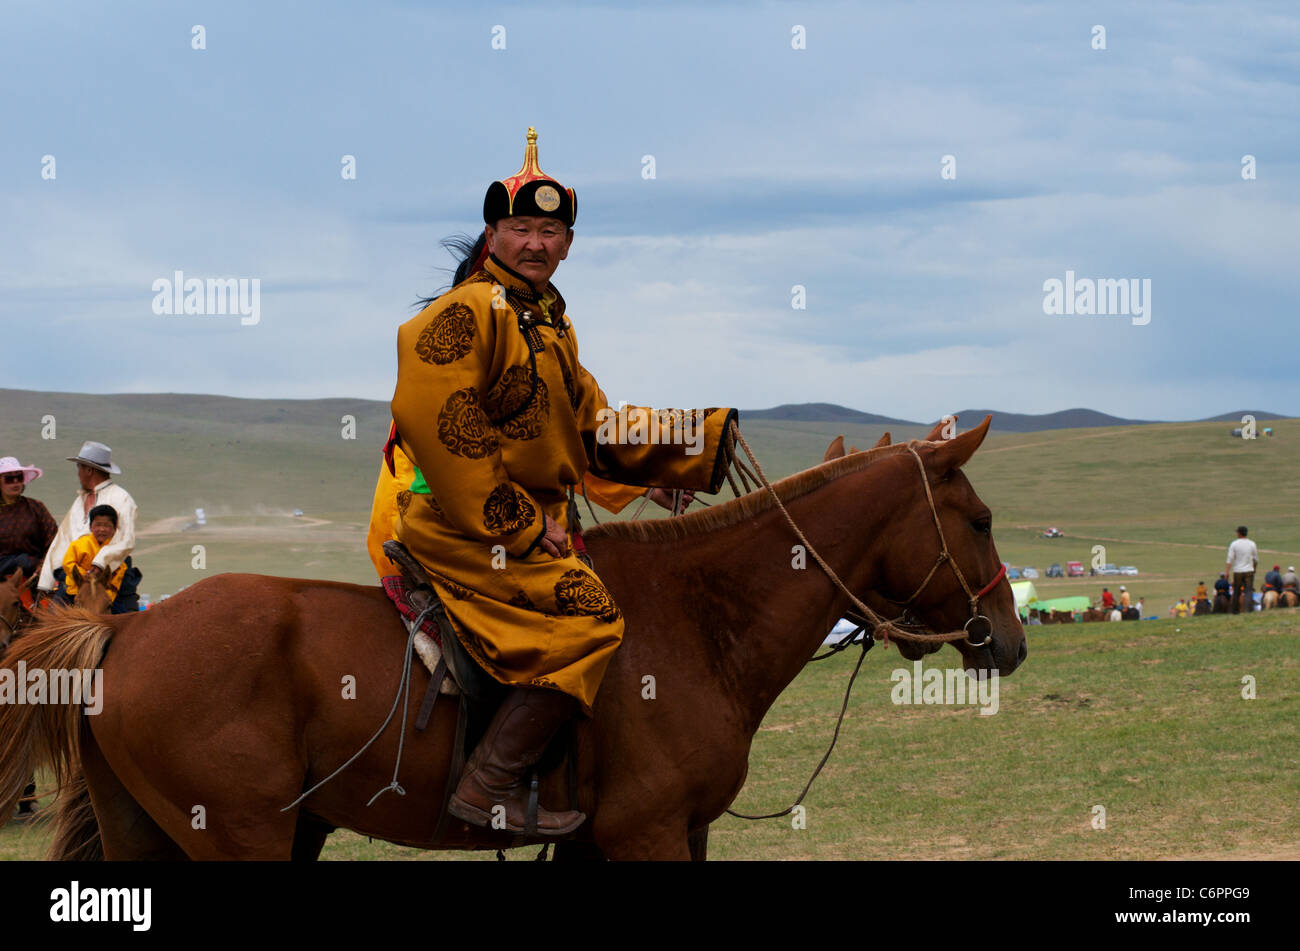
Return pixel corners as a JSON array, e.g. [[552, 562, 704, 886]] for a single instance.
[[823, 435, 846, 461], [871, 431, 891, 449], [69, 564, 83, 586], [923, 415, 991, 475], [923, 416, 954, 441]]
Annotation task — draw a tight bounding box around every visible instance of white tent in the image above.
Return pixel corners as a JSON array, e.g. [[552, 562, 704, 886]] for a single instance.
[[1011, 580, 1038, 612]]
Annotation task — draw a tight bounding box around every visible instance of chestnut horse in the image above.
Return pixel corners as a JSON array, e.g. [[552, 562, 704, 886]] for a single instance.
[[0, 417, 1024, 860], [0, 567, 27, 656]]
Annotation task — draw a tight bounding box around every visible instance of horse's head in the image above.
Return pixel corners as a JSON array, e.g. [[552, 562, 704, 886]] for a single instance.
[[0, 565, 26, 654], [859, 416, 1026, 676], [72, 566, 114, 615]]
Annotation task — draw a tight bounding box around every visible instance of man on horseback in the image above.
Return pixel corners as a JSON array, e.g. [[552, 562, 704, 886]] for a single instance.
[[37, 442, 141, 612], [387, 128, 737, 836], [1282, 566, 1299, 604], [1263, 564, 1283, 596]]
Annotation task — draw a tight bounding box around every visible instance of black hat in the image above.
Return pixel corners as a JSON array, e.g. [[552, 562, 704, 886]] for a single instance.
[[483, 127, 576, 226]]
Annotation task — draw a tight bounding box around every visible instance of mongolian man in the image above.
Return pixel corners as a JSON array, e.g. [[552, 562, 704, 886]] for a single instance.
[[384, 128, 737, 835]]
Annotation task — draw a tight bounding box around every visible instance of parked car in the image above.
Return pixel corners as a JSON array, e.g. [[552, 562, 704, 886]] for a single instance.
[[1007, 566, 1022, 580], [1046, 563, 1063, 578], [1118, 566, 1139, 576], [1021, 567, 1039, 579], [1042, 527, 1064, 538], [1098, 563, 1119, 575], [1066, 561, 1085, 577]]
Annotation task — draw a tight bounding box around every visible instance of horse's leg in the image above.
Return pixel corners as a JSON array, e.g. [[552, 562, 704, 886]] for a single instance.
[[292, 815, 335, 861], [79, 725, 188, 861], [687, 825, 709, 862], [89, 717, 303, 860]]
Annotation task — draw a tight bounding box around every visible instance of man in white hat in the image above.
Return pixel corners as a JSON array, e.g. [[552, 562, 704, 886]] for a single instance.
[[37, 441, 139, 610]]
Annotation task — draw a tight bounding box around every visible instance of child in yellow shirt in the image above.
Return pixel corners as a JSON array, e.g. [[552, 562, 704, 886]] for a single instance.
[[62, 504, 126, 598]]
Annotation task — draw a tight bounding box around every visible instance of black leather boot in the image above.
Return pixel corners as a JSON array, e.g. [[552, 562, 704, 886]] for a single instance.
[[447, 687, 585, 835]]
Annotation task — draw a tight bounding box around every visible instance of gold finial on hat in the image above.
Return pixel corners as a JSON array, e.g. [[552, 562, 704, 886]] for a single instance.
[[512, 126, 543, 180]]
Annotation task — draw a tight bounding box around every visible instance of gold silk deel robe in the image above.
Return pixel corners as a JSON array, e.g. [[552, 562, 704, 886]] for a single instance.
[[365, 439, 649, 582], [389, 255, 737, 714]]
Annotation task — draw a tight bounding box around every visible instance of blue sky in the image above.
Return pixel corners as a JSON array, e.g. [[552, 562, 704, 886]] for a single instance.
[[2, 0, 1297, 420]]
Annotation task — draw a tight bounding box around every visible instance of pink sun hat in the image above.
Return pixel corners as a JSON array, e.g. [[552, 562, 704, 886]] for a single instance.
[[0, 457, 44, 484]]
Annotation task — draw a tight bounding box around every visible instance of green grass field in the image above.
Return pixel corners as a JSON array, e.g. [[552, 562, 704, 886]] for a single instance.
[[2, 390, 1297, 859], [4, 610, 1295, 860]]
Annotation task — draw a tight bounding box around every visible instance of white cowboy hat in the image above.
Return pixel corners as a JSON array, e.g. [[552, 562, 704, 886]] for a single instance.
[[0, 457, 42, 484], [1119, 586, 1126, 591], [66, 441, 122, 475]]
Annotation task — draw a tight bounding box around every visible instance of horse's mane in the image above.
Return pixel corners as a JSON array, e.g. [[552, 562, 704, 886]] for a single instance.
[[586, 439, 917, 545]]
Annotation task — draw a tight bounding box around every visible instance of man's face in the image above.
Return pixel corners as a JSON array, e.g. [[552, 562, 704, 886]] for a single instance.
[[77, 464, 106, 491], [90, 516, 116, 545], [485, 216, 573, 291]]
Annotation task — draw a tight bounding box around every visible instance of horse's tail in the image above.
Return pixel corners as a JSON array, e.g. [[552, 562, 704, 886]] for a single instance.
[[0, 605, 114, 829], [47, 766, 104, 860]]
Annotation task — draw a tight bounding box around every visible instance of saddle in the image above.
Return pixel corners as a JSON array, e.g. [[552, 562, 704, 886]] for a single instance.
[[380, 541, 575, 842]]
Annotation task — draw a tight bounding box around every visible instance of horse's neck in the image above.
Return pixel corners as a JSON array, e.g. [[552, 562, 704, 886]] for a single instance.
[[604, 467, 893, 736]]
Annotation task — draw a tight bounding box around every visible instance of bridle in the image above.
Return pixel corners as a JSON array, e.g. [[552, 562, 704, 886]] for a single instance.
[[725, 422, 1009, 651], [844, 445, 1008, 650], [722, 423, 1012, 822], [0, 595, 32, 645]]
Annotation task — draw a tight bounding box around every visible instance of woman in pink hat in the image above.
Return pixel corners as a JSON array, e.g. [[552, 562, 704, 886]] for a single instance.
[[0, 456, 58, 586]]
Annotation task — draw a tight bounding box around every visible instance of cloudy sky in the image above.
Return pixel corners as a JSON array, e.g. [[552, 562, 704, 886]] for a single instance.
[[2, 1, 1297, 421]]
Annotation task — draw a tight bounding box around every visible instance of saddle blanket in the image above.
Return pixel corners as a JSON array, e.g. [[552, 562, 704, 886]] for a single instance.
[[381, 575, 458, 695]]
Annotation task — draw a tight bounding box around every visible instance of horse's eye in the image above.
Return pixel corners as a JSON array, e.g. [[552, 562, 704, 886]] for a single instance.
[[972, 518, 992, 535]]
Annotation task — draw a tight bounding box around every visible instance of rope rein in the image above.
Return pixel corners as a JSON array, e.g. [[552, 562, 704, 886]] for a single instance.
[[728, 422, 985, 647], [723, 421, 1005, 822], [280, 602, 436, 813]]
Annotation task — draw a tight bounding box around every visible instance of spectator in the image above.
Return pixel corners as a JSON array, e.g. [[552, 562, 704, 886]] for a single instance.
[[1264, 564, 1283, 594], [1283, 566, 1299, 593], [0, 457, 57, 589], [38, 441, 141, 613], [61, 505, 127, 603], [1225, 527, 1258, 615]]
